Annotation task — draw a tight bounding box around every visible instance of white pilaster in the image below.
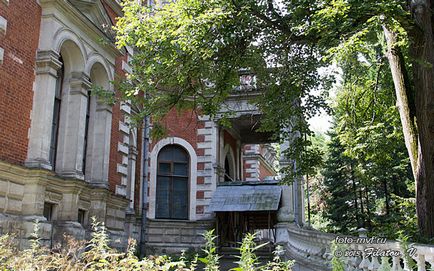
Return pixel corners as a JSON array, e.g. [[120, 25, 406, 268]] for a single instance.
[[55, 73, 91, 179], [85, 102, 112, 186], [26, 50, 62, 170]]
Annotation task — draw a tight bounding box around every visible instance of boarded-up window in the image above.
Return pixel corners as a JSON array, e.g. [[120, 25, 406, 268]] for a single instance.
[[156, 145, 189, 219]]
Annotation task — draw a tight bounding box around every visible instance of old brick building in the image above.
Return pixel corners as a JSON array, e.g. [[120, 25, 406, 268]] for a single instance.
[[0, 0, 301, 253]]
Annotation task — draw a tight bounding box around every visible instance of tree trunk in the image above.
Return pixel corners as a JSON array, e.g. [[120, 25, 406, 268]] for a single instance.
[[408, 0, 434, 238], [384, 0, 434, 238], [383, 179, 390, 215], [364, 185, 372, 230], [350, 162, 361, 227], [382, 25, 418, 180]]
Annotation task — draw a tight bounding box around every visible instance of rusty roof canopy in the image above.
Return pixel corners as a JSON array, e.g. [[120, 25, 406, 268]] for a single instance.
[[208, 185, 282, 212]]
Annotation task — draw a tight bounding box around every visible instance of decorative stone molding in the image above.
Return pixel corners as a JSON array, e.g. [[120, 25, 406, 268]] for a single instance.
[[0, 161, 131, 250], [45, 191, 63, 204], [35, 50, 62, 76], [69, 72, 91, 95], [276, 223, 434, 271]]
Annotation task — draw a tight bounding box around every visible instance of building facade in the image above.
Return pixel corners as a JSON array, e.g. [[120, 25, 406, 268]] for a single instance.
[[0, 0, 303, 253]]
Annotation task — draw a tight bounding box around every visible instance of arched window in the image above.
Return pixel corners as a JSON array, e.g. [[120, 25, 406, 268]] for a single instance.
[[223, 145, 235, 182], [224, 157, 232, 182], [82, 89, 91, 174], [49, 57, 64, 169], [156, 145, 189, 219]]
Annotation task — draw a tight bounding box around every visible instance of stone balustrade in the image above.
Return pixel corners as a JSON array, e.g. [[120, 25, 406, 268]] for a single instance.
[[275, 222, 434, 271]]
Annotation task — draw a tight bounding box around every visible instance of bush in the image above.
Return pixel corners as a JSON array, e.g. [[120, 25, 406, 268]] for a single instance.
[[0, 218, 293, 271]]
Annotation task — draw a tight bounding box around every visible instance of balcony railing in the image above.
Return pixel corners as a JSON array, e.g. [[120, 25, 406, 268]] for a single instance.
[[275, 223, 434, 271]]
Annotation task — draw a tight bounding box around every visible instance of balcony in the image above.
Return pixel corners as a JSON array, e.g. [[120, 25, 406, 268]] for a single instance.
[[217, 70, 274, 144]]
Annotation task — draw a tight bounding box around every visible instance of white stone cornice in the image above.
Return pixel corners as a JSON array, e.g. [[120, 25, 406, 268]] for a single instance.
[[36, 50, 62, 76], [40, 0, 124, 58], [95, 102, 113, 113], [69, 73, 92, 95]]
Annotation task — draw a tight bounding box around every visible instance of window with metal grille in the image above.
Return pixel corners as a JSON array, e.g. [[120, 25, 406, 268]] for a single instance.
[[155, 145, 189, 219]]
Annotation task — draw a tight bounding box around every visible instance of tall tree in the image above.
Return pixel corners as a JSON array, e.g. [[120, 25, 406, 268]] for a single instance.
[[114, 0, 434, 238], [319, 37, 415, 237]]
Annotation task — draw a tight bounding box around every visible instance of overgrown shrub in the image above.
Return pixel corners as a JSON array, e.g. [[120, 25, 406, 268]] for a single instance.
[[0, 219, 293, 270]]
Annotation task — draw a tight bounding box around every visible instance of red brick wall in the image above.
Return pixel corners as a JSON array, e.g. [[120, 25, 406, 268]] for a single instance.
[[0, 0, 41, 165], [107, 57, 125, 193], [152, 108, 203, 152], [103, 1, 125, 193], [149, 108, 204, 191], [243, 145, 276, 181], [259, 162, 274, 180], [163, 108, 203, 146], [101, 0, 118, 25]]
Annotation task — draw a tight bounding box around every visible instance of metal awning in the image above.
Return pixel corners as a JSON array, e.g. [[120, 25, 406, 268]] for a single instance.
[[208, 185, 282, 212]]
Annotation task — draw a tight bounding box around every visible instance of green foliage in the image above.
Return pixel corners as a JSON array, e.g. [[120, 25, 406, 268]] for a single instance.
[[110, 0, 419, 190], [281, 132, 325, 181], [231, 233, 293, 271], [330, 241, 346, 271], [0, 220, 293, 271], [111, 0, 417, 184], [112, 0, 420, 241], [397, 234, 417, 270], [261, 246, 293, 271], [198, 229, 220, 271], [314, 29, 417, 240], [113, 0, 332, 179], [232, 233, 263, 271]]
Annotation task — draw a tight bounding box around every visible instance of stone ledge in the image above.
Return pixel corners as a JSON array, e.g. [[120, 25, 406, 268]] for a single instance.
[[0, 16, 6, 36], [119, 121, 129, 134], [0, 47, 4, 65], [121, 60, 132, 74], [117, 142, 129, 155], [116, 163, 128, 175]]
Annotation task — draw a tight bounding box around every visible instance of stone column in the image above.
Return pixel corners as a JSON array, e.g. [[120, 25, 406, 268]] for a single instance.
[[54, 188, 85, 242], [55, 73, 91, 180], [85, 101, 112, 187], [293, 175, 305, 226], [21, 177, 52, 248], [278, 128, 306, 226], [236, 139, 241, 180], [21, 179, 46, 218], [88, 189, 108, 224], [218, 128, 225, 183], [26, 50, 62, 170], [277, 185, 294, 223]]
